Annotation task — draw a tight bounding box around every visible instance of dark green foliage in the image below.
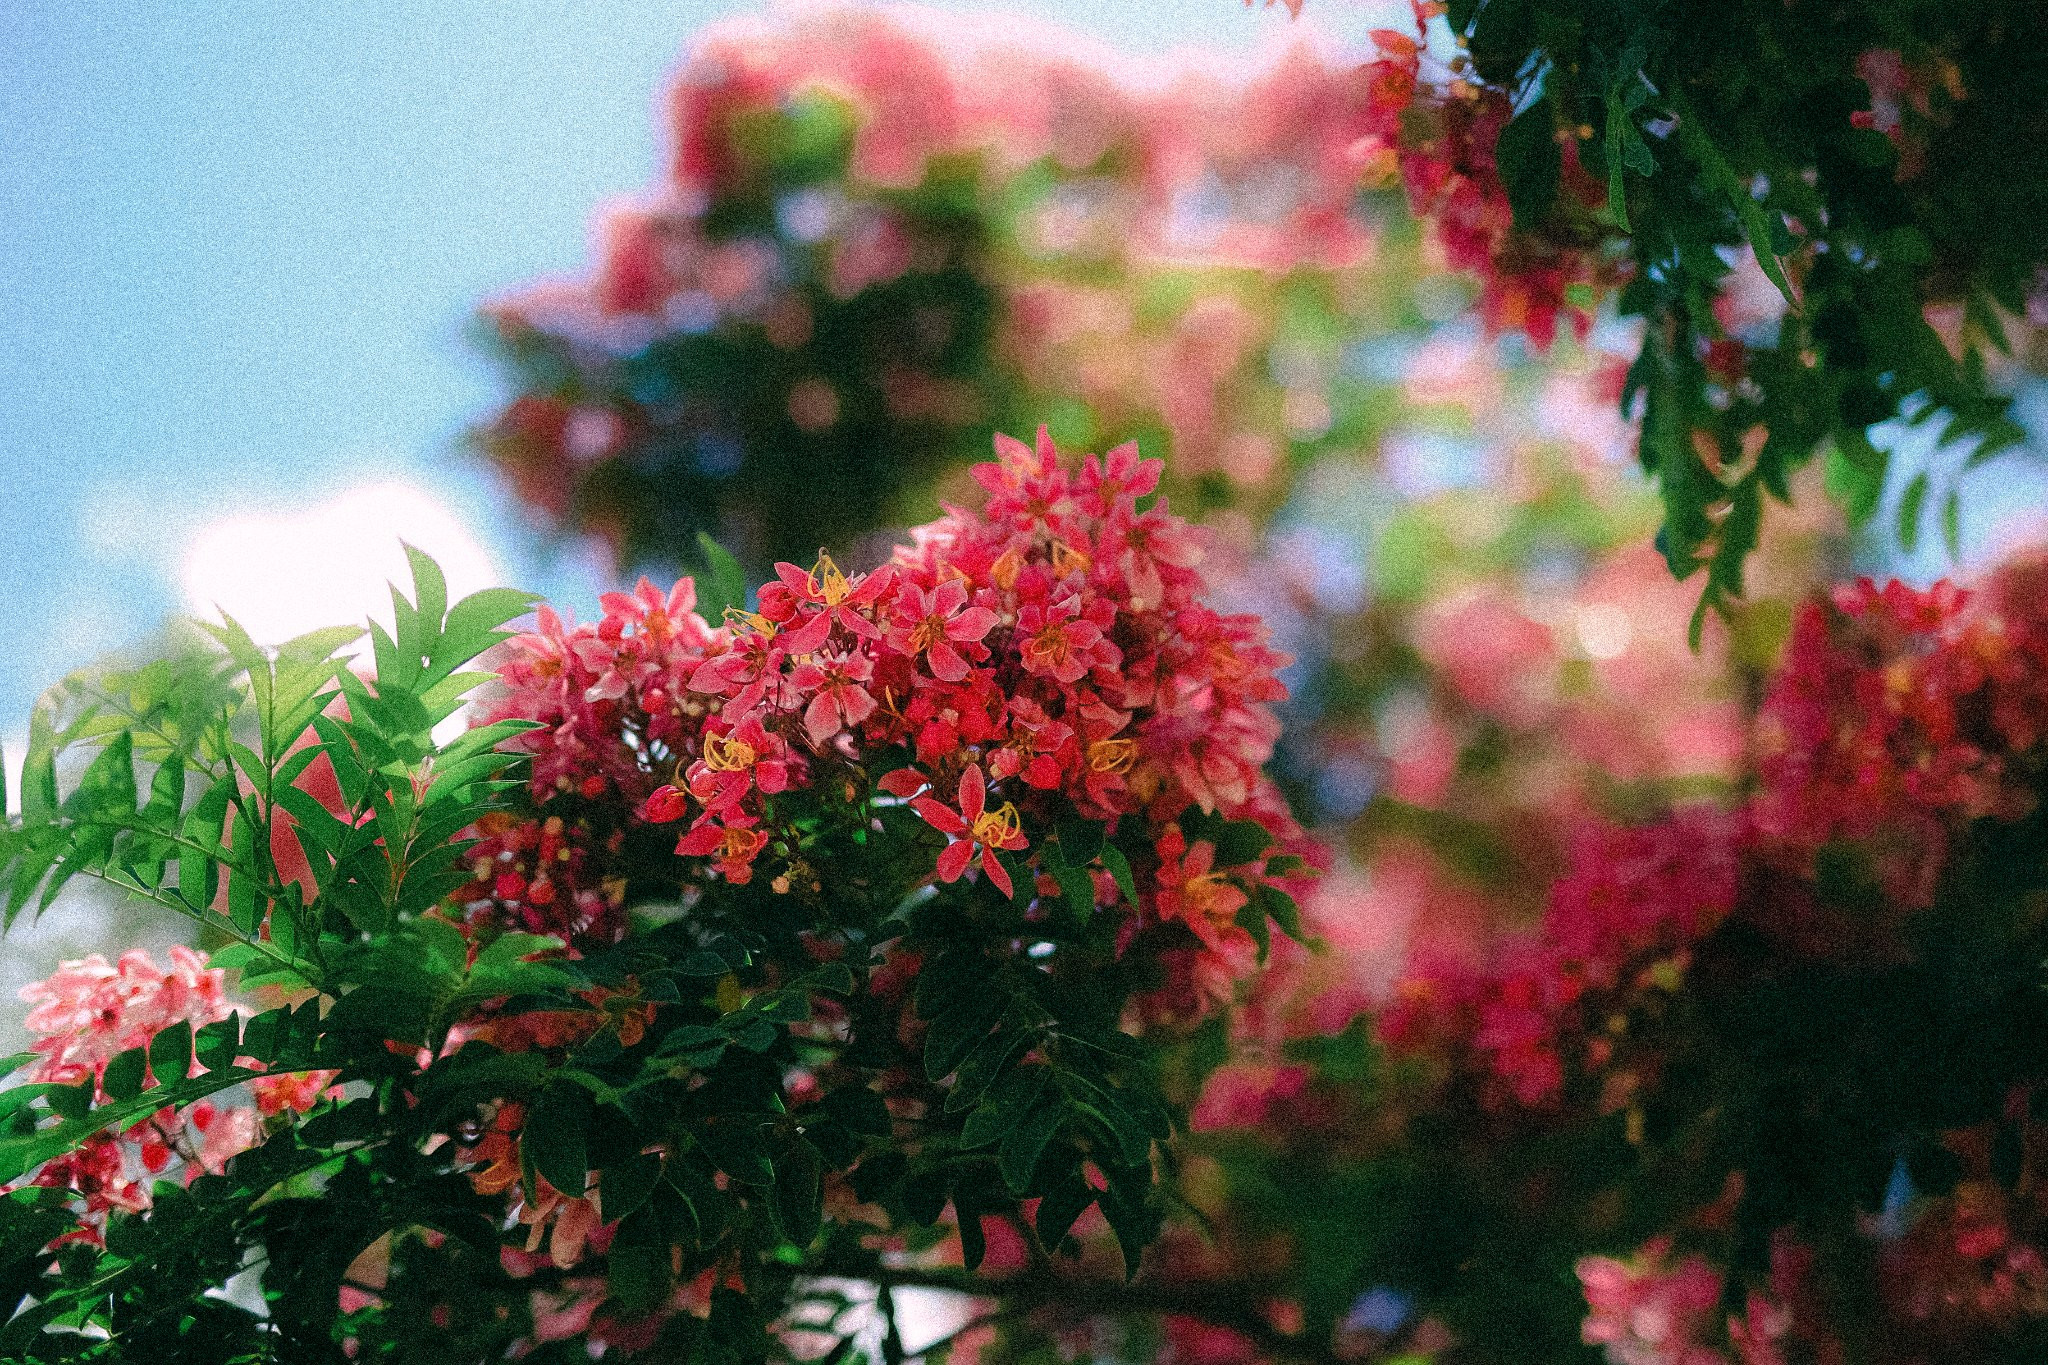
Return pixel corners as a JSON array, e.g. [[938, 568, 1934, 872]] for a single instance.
[[1460, 0, 2046, 613]]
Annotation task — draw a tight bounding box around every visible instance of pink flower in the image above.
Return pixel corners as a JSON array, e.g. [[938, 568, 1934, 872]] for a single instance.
[[19, 946, 233, 1087], [675, 812, 770, 884], [686, 712, 795, 813], [186, 1099, 258, 1176], [1154, 825, 1253, 959], [888, 579, 996, 682], [912, 765, 1028, 898], [642, 784, 691, 823], [972, 427, 1077, 534], [1577, 1238, 1728, 1365], [789, 648, 878, 747], [1015, 596, 1118, 685], [250, 1069, 341, 1116], [770, 553, 894, 654]]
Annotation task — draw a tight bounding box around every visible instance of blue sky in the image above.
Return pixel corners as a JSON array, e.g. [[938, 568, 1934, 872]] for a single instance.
[[0, 0, 1386, 729]]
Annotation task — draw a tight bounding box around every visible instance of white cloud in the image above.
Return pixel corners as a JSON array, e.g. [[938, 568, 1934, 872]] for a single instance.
[[180, 481, 502, 646]]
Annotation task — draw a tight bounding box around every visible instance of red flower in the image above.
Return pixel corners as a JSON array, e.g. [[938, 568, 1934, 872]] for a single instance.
[[1015, 596, 1118, 685], [888, 579, 997, 682], [770, 552, 895, 653], [1154, 825, 1252, 958], [643, 785, 691, 823], [912, 765, 1028, 897], [789, 648, 878, 747], [686, 713, 794, 814], [675, 812, 769, 884]]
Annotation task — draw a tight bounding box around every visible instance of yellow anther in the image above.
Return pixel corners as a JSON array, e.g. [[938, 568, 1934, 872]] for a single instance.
[[724, 606, 777, 639], [1087, 739, 1137, 774], [1050, 539, 1091, 577], [990, 546, 1025, 592], [702, 732, 758, 772], [808, 551, 853, 606], [970, 800, 1022, 847]]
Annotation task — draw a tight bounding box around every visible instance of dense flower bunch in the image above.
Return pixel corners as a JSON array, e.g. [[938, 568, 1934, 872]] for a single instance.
[[477, 5, 1437, 574], [1125, 553, 2048, 1365], [1381, 808, 1740, 1110], [0, 482, 1321, 1361], [464, 428, 1311, 989], [10, 949, 334, 1248], [1751, 570, 2048, 908], [1352, 4, 1611, 347]]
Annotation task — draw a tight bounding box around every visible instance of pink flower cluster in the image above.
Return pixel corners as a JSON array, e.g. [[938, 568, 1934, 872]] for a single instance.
[[1380, 807, 1739, 1107], [15, 948, 336, 1246], [478, 7, 1402, 537], [1576, 1238, 1730, 1365], [466, 430, 1310, 986], [1351, 5, 1612, 346], [1751, 568, 2048, 908], [19, 946, 230, 1086], [1382, 559, 2048, 1110]]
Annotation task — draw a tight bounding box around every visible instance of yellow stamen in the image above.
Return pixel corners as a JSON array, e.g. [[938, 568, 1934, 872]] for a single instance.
[[724, 606, 777, 639], [1050, 539, 1091, 577], [702, 733, 758, 772], [990, 546, 1025, 592], [1029, 624, 1073, 669], [808, 551, 853, 607], [722, 827, 766, 861], [909, 615, 948, 653], [1087, 739, 1136, 774], [970, 800, 1022, 848]]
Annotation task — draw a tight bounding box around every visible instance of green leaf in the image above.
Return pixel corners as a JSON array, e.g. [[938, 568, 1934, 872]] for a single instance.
[[1054, 818, 1104, 868], [606, 1244, 674, 1318], [1256, 884, 1306, 943], [1496, 95, 1561, 232], [924, 992, 1005, 1083], [772, 1139, 823, 1247], [1099, 846, 1138, 908], [997, 1101, 1063, 1194], [430, 588, 543, 684], [1098, 1177, 1157, 1280], [193, 1017, 243, 1073], [1214, 819, 1273, 868], [524, 1083, 593, 1196], [66, 730, 136, 820], [822, 1084, 891, 1138], [148, 1021, 193, 1084], [1045, 845, 1095, 920], [1234, 900, 1272, 962], [100, 1048, 149, 1102], [695, 533, 750, 619], [1671, 97, 1795, 307], [602, 1152, 665, 1224], [962, 1064, 1049, 1149], [697, 1116, 775, 1187], [1824, 437, 1888, 528], [20, 709, 58, 823], [1033, 1170, 1095, 1254], [1603, 88, 1637, 231], [403, 544, 449, 652], [1897, 471, 1929, 554]]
